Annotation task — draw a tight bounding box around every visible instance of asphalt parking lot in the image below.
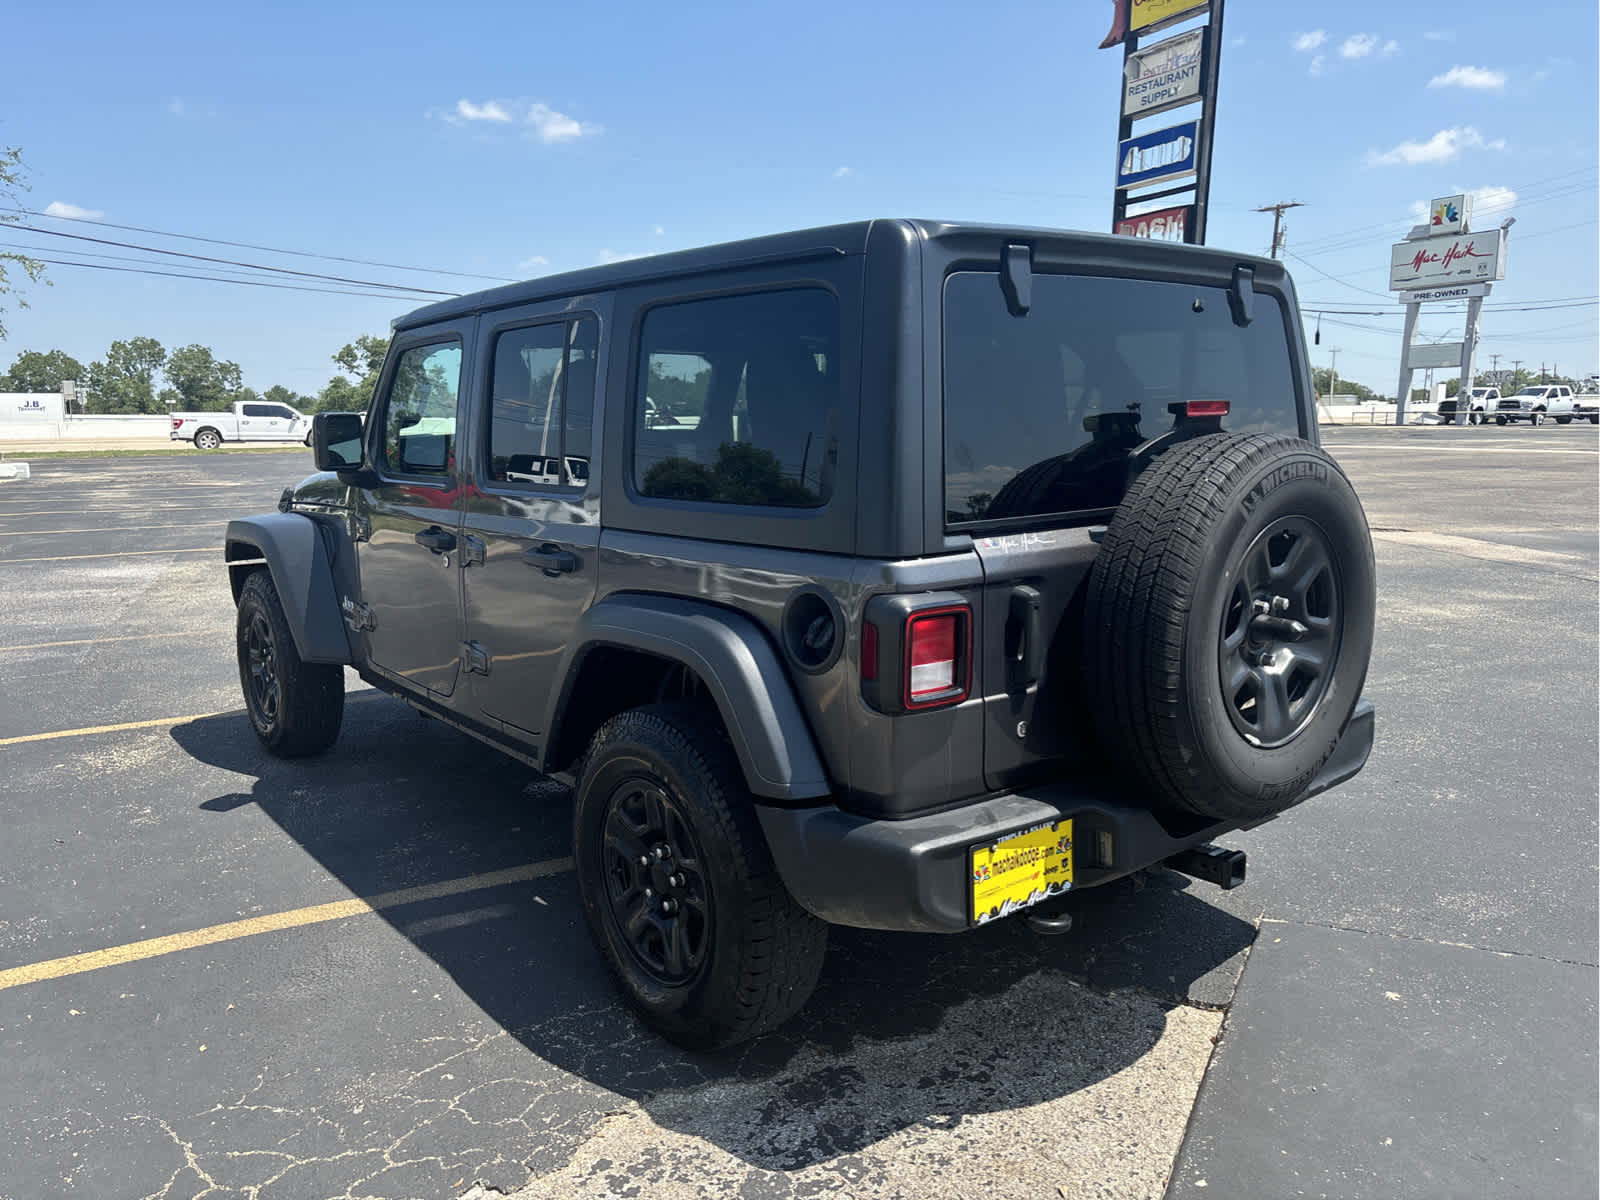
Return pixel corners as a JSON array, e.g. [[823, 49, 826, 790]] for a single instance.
[[1, 425, 1595, 1200]]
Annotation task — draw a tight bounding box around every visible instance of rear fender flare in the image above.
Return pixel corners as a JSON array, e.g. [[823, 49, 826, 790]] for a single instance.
[[225, 514, 353, 664], [548, 594, 831, 801]]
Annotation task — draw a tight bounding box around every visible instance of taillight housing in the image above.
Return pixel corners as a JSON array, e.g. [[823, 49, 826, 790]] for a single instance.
[[171, 417, 183, 429], [860, 593, 973, 713]]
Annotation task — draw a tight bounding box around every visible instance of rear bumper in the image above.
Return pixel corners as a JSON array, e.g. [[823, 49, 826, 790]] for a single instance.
[[758, 699, 1375, 934]]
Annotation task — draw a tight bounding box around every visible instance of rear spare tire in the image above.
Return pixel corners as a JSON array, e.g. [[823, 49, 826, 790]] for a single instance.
[[1085, 433, 1375, 822]]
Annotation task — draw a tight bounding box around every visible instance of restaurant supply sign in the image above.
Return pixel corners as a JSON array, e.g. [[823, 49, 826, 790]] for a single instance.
[[1116, 204, 1191, 241], [1130, 0, 1209, 35], [1389, 230, 1506, 290], [1122, 28, 1204, 117]]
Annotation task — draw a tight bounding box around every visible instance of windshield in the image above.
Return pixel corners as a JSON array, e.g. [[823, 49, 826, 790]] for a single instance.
[[1515, 387, 1547, 396], [943, 271, 1302, 528]]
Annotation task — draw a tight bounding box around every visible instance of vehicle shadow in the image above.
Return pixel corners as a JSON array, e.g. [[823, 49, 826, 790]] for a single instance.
[[170, 696, 1257, 1171]]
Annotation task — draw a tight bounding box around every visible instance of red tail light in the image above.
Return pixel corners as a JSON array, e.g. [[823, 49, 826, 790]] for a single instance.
[[904, 606, 971, 708], [1186, 400, 1230, 417], [860, 621, 878, 682], [171, 417, 182, 429]]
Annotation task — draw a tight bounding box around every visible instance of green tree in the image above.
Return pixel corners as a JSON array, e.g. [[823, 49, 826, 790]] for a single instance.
[[0, 147, 48, 340], [2, 348, 85, 393], [314, 333, 389, 413], [263, 384, 307, 410], [85, 336, 167, 413], [161, 343, 244, 411]]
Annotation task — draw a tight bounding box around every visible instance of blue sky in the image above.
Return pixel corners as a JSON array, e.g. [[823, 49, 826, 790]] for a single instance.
[[2, 0, 1595, 397]]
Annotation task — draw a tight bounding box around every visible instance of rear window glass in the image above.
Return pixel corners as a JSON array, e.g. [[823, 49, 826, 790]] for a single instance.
[[634, 289, 839, 509], [943, 271, 1300, 528]]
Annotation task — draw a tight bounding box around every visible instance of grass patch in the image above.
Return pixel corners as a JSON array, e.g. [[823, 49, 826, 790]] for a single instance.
[[1, 445, 312, 460]]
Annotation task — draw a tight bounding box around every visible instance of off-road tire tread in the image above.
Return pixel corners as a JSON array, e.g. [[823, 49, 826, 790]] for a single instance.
[[1085, 433, 1363, 819], [577, 702, 826, 1049], [237, 570, 345, 757]]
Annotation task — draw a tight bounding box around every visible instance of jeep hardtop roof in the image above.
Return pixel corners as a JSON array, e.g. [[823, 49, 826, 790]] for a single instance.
[[393, 218, 1287, 333]]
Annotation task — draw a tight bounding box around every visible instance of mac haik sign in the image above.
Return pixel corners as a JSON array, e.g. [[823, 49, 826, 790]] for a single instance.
[[1389, 229, 1506, 291]]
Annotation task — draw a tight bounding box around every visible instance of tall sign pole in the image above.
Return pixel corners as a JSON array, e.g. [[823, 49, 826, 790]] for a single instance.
[[1106, 0, 1225, 245], [1388, 195, 1510, 425]]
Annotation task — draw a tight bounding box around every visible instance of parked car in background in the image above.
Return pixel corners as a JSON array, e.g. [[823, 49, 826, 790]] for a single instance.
[[1493, 385, 1576, 426], [171, 401, 313, 448]]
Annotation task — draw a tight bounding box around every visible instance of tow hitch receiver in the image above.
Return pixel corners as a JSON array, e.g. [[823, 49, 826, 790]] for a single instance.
[[1166, 844, 1247, 890]]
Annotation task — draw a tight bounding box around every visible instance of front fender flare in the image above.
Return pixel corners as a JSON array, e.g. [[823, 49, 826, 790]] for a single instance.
[[225, 514, 353, 664], [549, 594, 831, 801]]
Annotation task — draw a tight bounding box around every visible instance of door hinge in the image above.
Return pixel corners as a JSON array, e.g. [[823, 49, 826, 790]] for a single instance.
[[461, 641, 491, 676], [341, 597, 377, 633], [461, 533, 486, 568]]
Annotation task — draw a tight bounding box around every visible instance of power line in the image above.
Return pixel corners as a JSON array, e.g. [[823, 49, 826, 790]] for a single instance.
[[9, 223, 458, 296], [19, 255, 441, 302], [1, 206, 514, 284], [1254, 201, 1304, 258]]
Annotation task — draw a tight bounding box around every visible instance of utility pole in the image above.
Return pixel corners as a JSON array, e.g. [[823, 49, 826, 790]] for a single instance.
[[1490, 353, 1500, 379], [1255, 201, 1304, 258], [1328, 347, 1341, 404]]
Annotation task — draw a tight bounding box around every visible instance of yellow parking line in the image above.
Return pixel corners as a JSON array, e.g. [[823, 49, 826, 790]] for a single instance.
[[0, 629, 233, 653], [0, 858, 575, 993], [0, 692, 384, 747], [0, 547, 218, 564], [0, 522, 228, 536]]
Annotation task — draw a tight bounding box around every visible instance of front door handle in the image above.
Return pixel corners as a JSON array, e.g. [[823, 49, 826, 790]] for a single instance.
[[523, 544, 578, 574], [414, 526, 456, 554]]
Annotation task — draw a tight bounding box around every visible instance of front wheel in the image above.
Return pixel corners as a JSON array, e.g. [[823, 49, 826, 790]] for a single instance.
[[1495, 414, 1508, 426], [236, 571, 344, 756], [1531, 410, 1546, 427], [574, 703, 827, 1050], [193, 428, 223, 450]]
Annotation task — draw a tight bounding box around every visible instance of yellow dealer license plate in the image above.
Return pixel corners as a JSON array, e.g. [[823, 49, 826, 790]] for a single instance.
[[970, 820, 1073, 925]]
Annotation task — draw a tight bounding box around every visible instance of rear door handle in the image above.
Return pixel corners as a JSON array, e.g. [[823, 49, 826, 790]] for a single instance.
[[414, 526, 456, 554], [1006, 584, 1044, 692], [523, 544, 578, 574]]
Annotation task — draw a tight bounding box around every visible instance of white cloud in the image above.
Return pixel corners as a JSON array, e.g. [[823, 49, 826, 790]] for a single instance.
[[1341, 33, 1379, 59], [1428, 65, 1507, 91], [1309, 54, 1326, 77], [1382, 40, 1400, 56], [1229, 34, 1247, 48], [832, 166, 853, 179], [653, 225, 665, 236], [1292, 30, 1326, 52], [1467, 185, 1517, 216], [517, 254, 549, 270], [528, 102, 597, 143], [1367, 126, 1505, 167], [44, 201, 104, 220], [1423, 30, 1454, 42], [454, 99, 512, 123], [167, 98, 185, 117], [597, 249, 638, 265]]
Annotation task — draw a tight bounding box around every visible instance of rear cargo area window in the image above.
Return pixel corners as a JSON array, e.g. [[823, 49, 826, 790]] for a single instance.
[[634, 289, 839, 509], [943, 271, 1300, 528]]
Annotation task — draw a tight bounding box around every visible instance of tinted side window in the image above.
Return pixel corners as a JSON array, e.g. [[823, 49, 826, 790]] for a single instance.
[[380, 342, 461, 476], [271, 405, 297, 420], [634, 289, 839, 509], [943, 272, 1299, 527], [487, 316, 597, 488], [242, 403, 272, 417]]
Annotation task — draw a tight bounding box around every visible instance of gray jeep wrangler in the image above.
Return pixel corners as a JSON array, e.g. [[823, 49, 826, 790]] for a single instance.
[[225, 219, 1376, 1049]]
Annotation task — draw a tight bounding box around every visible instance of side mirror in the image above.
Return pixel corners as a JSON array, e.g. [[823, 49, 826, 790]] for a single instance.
[[313, 412, 365, 473]]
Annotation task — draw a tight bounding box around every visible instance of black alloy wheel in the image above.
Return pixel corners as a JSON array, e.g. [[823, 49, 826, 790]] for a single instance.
[[244, 608, 282, 730], [598, 777, 712, 987], [1218, 517, 1341, 749]]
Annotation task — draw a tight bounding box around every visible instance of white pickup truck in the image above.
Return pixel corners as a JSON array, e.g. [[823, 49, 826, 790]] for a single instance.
[[1492, 385, 1580, 426], [170, 401, 312, 449]]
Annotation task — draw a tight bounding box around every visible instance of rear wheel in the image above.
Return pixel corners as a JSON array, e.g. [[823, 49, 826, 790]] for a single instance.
[[1495, 414, 1508, 426], [194, 428, 223, 450], [1556, 415, 1572, 425], [236, 571, 344, 756], [1085, 434, 1375, 822], [574, 703, 827, 1049]]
